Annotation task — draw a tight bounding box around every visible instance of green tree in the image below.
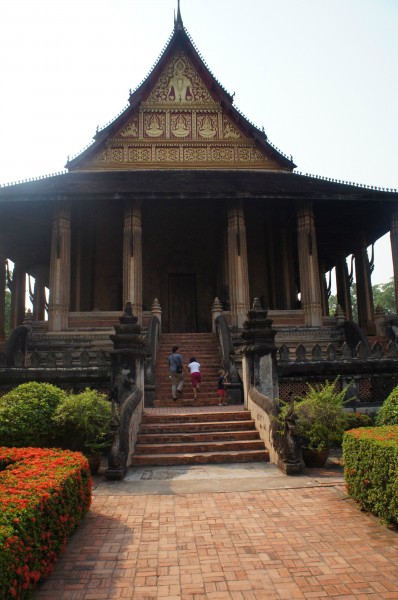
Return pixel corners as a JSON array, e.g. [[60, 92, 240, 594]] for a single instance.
[[372, 278, 396, 314], [328, 278, 396, 321]]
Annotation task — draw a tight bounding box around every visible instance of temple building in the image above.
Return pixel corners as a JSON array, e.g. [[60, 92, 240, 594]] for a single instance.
[[1, 3, 398, 407]]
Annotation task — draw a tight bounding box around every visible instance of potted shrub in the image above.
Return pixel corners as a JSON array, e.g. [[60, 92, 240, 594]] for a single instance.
[[53, 388, 112, 474], [283, 378, 348, 467]]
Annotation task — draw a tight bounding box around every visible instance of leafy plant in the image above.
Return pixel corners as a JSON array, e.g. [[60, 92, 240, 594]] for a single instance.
[[285, 378, 348, 451], [345, 411, 374, 430], [53, 388, 112, 455], [0, 382, 67, 448], [375, 387, 398, 426]]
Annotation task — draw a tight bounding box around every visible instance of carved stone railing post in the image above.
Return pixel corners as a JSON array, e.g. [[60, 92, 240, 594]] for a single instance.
[[106, 302, 146, 480], [241, 298, 279, 400], [151, 297, 162, 334], [211, 297, 223, 333], [241, 298, 301, 474]]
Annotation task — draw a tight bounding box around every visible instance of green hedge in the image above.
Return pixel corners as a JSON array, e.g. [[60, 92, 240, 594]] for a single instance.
[[0, 447, 91, 599], [343, 427, 398, 526], [0, 383, 67, 448]]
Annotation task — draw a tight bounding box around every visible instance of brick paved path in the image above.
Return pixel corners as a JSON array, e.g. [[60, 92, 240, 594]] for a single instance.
[[34, 484, 398, 599]]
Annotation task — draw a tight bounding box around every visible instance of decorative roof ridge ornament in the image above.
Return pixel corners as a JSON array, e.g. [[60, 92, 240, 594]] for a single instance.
[[174, 0, 184, 31]]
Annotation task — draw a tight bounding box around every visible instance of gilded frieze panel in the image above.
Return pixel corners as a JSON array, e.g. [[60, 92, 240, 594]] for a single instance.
[[146, 52, 213, 105], [210, 147, 234, 162], [170, 112, 192, 139], [155, 146, 180, 162], [111, 148, 124, 163], [223, 116, 242, 139], [144, 113, 166, 139], [197, 113, 218, 139], [120, 116, 139, 138], [84, 142, 277, 169], [128, 147, 152, 162], [183, 147, 208, 163]]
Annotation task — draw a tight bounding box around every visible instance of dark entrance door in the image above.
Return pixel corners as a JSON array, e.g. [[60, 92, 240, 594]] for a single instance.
[[169, 274, 197, 332]]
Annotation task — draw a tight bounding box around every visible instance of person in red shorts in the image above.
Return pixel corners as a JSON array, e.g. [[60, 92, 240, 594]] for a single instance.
[[188, 357, 201, 401], [217, 370, 229, 406]]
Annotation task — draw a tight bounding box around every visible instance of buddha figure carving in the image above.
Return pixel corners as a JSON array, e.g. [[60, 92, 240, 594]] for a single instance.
[[167, 58, 193, 103], [171, 113, 190, 137], [145, 114, 164, 137], [198, 114, 217, 139]]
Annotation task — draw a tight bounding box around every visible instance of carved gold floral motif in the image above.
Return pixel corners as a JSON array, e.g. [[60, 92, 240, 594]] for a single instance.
[[90, 150, 107, 164], [147, 52, 212, 104], [128, 147, 151, 162], [171, 113, 191, 138], [112, 148, 124, 162], [210, 147, 234, 162], [144, 113, 165, 138], [120, 117, 138, 137], [197, 114, 217, 139], [156, 147, 180, 162], [183, 147, 207, 162]]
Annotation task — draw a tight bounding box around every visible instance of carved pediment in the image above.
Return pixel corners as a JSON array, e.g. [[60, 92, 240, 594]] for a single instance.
[[76, 49, 287, 171]]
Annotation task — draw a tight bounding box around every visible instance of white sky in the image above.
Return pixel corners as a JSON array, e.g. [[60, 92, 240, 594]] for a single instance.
[[1, 0, 397, 285]]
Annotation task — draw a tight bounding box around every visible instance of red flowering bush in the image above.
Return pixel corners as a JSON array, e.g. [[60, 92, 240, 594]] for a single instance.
[[0, 447, 91, 599], [343, 426, 398, 526]]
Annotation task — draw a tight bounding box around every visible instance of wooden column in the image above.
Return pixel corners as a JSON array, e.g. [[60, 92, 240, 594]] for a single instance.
[[390, 207, 398, 313], [354, 233, 375, 335], [10, 264, 26, 330], [335, 253, 352, 321], [319, 263, 329, 317], [123, 198, 142, 323], [297, 199, 322, 326], [227, 200, 250, 328], [48, 198, 71, 331], [281, 226, 296, 309], [33, 278, 47, 321], [0, 256, 6, 341]]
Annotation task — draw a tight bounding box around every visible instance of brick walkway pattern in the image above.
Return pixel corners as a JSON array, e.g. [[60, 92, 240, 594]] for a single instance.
[[34, 485, 398, 599]]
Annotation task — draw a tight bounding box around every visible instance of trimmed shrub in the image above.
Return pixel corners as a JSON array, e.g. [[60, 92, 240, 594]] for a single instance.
[[53, 388, 112, 454], [344, 411, 373, 430], [375, 387, 398, 426], [343, 427, 398, 526], [0, 383, 67, 448], [0, 447, 91, 598]]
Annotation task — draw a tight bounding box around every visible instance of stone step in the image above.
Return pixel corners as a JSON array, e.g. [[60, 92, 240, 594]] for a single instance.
[[131, 448, 269, 467], [139, 419, 256, 434], [141, 411, 252, 423], [135, 439, 265, 455], [137, 430, 260, 444]]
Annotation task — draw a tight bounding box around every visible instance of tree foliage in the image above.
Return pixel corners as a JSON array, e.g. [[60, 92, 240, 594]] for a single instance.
[[328, 277, 396, 321]]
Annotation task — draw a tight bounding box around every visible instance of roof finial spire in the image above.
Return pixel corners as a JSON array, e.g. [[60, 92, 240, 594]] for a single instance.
[[174, 0, 183, 30]]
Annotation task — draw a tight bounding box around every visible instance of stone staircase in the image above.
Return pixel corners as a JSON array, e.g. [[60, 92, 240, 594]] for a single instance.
[[131, 410, 269, 466], [154, 333, 223, 407]]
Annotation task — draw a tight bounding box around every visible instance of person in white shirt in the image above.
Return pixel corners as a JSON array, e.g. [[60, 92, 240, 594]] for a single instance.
[[188, 357, 201, 401]]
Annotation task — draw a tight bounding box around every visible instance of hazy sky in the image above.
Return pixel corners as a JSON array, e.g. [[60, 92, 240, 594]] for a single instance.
[[1, 0, 397, 283]]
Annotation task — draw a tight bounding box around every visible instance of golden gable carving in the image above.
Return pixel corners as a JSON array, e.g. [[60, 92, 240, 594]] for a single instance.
[[146, 52, 213, 105]]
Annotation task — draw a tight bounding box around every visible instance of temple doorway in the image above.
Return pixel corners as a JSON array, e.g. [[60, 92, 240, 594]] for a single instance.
[[168, 273, 197, 332]]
